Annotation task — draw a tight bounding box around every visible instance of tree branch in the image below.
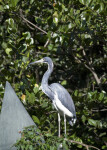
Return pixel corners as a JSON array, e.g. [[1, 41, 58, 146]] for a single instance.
[[71, 48, 102, 91], [92, 108, 107, 112], [19, 9, 47, 34], [82, 49, 102, 91], [44, 32, 53, 48], [26, 22, 35, 30], [65, 139, 100, 150], [44, 38, 50, 48]]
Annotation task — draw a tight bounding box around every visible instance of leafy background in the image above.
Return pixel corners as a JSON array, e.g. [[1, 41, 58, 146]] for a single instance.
[[0, 0, 107, 149]]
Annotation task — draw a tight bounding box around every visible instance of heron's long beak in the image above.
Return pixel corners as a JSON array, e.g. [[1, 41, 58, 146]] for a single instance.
[[29, 59, 44, 65]]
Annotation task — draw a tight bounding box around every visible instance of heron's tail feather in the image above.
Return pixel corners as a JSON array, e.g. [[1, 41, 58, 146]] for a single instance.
[[69, 116, 76, 126]]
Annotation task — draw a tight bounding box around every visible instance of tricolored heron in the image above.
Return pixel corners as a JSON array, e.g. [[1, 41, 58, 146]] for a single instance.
[[30, 57, 76, 137]]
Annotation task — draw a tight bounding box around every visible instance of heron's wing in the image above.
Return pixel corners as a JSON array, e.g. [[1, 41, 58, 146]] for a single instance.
[[49, 83, 76, 117]]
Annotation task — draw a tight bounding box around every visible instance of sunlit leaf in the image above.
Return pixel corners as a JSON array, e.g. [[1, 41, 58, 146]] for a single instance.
[[99, 93, 104, 101], [82, 115, 86, 123], [74, 90, 78, 96], [23, 32, 31, 39], [88, 119, 97, 127], [5, 48, 12, 55], [61, 80, 67, 86], [99, 3, 104, 12], [79, 0, 85, 5], [53, 17, 58, 24], [32, 115, 40, 124], [10, 0, 19, 7]]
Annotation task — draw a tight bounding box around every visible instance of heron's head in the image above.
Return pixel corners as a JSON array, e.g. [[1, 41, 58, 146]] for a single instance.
[[29, 57, 53, 65]]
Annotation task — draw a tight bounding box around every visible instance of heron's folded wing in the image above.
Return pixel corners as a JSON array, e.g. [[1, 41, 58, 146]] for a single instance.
[[50, 83, 76, 117]]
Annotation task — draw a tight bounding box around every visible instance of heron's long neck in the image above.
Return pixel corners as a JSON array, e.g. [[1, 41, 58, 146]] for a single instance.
[[42, 62, 53, 86]]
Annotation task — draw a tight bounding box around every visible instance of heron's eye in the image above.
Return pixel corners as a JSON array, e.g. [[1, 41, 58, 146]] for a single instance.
[[43, 58, 47, 63]]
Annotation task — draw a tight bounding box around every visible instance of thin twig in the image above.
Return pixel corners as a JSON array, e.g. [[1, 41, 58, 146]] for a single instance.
[[44, 38, 50, 48], [84, 63, 102, 91], [65, 139, 100, 150], [44, 32, 53, 48], [82, 49, 102, 91], [46, 111, 56, 114], [71, 49, 102, 91], [19, 9, 51, 48], [92, 109, 107, 112], [19, 9, 47, 34], [35, 52, 47, 55], [26, 22, 35, 30]]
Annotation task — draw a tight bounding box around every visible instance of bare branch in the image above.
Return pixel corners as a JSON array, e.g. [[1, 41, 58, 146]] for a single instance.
[[82, 48, 92, 66], [44, 38, 50, 48], [44, 32, 53, 48], [19, 9, 51, 48], [19, 9, 47, 34], [92, 109, 107, 112], [82, 49, 102, 91], [65, 139, 100, 150], [26, 22, 35, 30], [72, 48, 102, 91], [46, 111, 56, 114], [85, 65, 102, 90]]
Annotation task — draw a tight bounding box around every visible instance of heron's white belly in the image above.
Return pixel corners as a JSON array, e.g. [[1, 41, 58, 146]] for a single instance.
[[54, 96, 73, 117]]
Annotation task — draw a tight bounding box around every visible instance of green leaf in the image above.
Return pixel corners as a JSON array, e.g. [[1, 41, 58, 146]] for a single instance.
[[29, 145, 33, 150], [26, 38, 34, 45], [33, 87, 39, 94], [30, 0, 34, 4], [86, 0, 91, 6], [21, 145, 25, 150], [53, 17, 58, 24], [79, 0, 85, 5], [74, 90, 78, 96], [99, 3, 104, 12], [68, 23, 72, 29], [88, 92, 92, 99], [4, 5, 9, 10], [94, 3, 104, 13], [45, 133, 52, 137], [88, 119, 97, 127], [61, 80, 67, 86], [0, 5, 4, 11], [77, 144, 82, 148], [97, 121, 102, 128], [26, 91, 35, 104], [32, 115, 40, 124], [94, 4, 100, 11], [99, 93, 104, 101], [84, 34, 91, 39], [10, 0, 19, 7], [6, 18, 14, 26], [23, 32, 31, 39], [81, 115, 86, 123], [2, 42, 7, 49], [41, 101, 48, 108], [99, 132, 106, 137], [102, 145, 107, 149], [22, 56, 29, 63], [5, 48, 12, 55]]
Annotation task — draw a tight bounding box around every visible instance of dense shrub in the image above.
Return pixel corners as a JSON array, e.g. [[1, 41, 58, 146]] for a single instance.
[[0, 0, 106, 149]]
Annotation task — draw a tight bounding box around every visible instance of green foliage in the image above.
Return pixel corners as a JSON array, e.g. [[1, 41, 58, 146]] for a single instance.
[[14, 126, 44, 150], [14, 126, 85, 150], [0, 0, 107, 149]]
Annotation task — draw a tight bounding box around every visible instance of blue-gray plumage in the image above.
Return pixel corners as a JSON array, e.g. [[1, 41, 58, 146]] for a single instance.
[[30, 57, 76, 137]]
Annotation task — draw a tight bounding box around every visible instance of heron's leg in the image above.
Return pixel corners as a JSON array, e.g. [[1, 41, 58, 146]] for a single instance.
[[58, 113, 61, 137], [64, 113, 66, 135]]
